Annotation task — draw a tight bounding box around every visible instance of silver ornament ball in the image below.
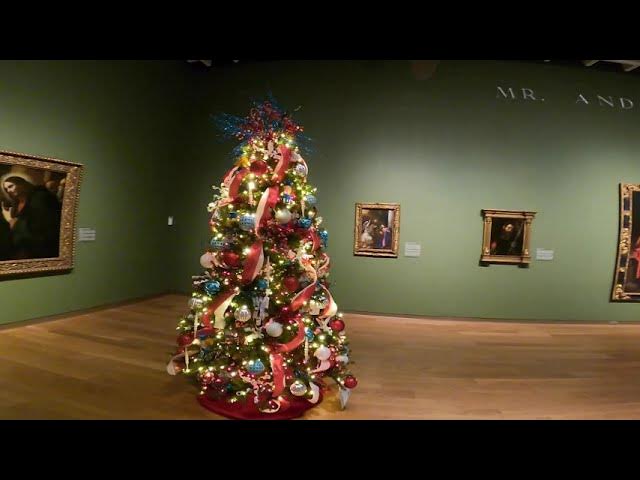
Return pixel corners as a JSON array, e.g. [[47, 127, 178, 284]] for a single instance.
[[290, 380, 308, 397], [265, 320, 283, 337], [335, 355, 349, 364], [275, 209, 293, 224], [295, 164, 308, 176], [234, 306, 252, 323]]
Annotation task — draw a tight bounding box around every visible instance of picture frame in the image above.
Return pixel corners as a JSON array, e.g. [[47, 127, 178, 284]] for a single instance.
[[354, 202, 400, 258], [0, 150, 83, 278], [612, 183, 640, 301], [480, 209, 536, 265]]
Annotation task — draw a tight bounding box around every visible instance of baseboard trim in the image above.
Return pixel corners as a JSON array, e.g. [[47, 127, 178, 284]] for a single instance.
[[343, 309, 640, 325], [8, 291, 638, 329], [0, 291, 175, 331]]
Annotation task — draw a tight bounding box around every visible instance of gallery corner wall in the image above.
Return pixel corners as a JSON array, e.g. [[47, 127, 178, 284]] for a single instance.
[[168, 60, 640, 322], [0, 60, 190, 325]]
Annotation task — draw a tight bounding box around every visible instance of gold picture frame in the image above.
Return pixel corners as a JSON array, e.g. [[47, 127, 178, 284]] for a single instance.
[[481, 209, 536, 265], [354, 202, 400, 258], [612, 183, 640, 301], [0, 150, 83, 278]]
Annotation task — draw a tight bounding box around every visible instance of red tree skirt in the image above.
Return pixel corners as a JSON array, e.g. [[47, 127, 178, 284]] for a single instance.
[[197, 391, 323, 420]]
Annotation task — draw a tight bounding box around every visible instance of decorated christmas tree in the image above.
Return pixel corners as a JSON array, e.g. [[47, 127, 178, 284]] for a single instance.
[[167, 98, 358, 419]]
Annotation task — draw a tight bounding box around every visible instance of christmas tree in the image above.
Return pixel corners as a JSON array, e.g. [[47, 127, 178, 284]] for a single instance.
[[167, 98, 358, 419]]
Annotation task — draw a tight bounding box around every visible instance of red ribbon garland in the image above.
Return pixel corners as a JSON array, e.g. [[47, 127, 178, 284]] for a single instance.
[[290, 283, 316, 312], [222, 165, 240, 188], [310, 228, 321, 252], [241, 240, 263, 285], [269, 353, 286, 397], [215, 144, 327, 402], [201, 290, 235, 327], [228, 168, 249, 201], [255, 186, 280, 231], [272, 317, 306, 353], [269, 317, 306, 396], [272, 145, 292, 182]]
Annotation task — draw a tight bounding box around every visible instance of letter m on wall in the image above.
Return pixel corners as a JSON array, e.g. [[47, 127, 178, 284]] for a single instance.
[[497, 86, 516, 99]]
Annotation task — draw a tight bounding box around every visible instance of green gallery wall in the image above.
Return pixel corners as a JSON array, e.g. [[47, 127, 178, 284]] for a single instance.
[[3, 59, 640, 326], [167, 60, 640, 322], [0, 60, 190, 325]]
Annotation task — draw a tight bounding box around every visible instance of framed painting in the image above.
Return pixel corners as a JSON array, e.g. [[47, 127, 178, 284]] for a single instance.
[[0, 150, 83, 277], [612, 183, 640, 301], [481, 209, 536, 265], [354, 202, 400, 258]]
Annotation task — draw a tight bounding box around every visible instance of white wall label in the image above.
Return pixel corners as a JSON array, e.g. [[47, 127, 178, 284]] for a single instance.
[[78, 228, 96, 242], [404, 242, 421, 257], [168, 216, 174, 226], [536, 248, 554, 261]]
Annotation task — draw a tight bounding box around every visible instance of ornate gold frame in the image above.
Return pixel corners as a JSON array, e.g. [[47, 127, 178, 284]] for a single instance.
[[611, 183, 640, 301], [0, 150, 83, 278], [354, 202, 400, 258], [481, 209, 536, 265]]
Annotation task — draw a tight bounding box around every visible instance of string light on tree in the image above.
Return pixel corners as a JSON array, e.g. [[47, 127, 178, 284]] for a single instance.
[[167, 96, 357, 420]]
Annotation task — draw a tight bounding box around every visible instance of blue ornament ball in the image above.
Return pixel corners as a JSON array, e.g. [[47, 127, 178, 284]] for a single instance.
[[204, 280, 221, 296], [298, 218, 312, 229], [239, 214, 255, 231], [305, 195, 317, 206], [228, 211, 238, 219], [247, 359, 265, 375], [256, 278, 269, 290], [210, 238, 225, 250], [319, 230, 329, 246], [305, 327, 315, 340]]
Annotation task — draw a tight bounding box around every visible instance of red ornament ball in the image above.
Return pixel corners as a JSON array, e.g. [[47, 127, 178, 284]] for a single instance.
[[250, 160, 268, 176], [329, 318, 345, 332], [177, 333, 194, 347], [222, 251, 241, 268], [344, 376, 358, 389], [283, 276, 300, 293]]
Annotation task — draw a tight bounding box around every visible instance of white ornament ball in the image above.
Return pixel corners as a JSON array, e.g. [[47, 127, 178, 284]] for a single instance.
[[289, 380, 308, 397], [265, 320, 283, 337], [314, 345, 331, 361], [335, 355, 349, 364], [200, 252, 214, 269], [234, 306, 252, 323], [275, 209, 293, 224]]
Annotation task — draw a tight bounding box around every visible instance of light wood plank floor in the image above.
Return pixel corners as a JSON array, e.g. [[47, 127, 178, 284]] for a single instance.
[[2, 294, 640, 419]]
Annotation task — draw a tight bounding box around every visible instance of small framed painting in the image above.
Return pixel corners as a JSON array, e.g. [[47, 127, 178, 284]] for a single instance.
[[481, 209, 536, 265], [354, 202, 400, 258]]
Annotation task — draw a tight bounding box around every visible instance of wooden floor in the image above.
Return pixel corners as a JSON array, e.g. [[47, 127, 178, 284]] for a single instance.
[[2, 294, 640, 419]]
